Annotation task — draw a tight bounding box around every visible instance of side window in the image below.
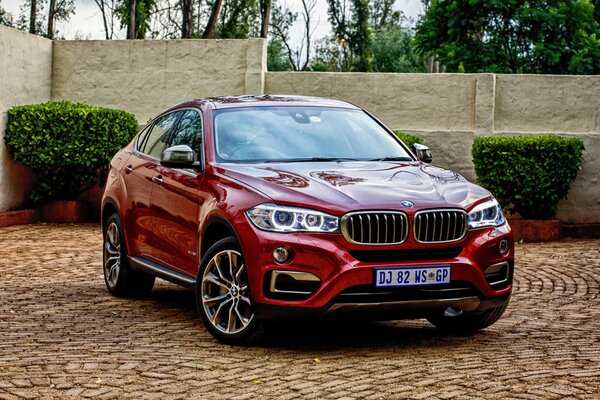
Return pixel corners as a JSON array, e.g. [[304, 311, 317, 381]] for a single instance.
[[169, 110, 202, 161], [135, 125, 152, 151], [140, 112, 180, 159]]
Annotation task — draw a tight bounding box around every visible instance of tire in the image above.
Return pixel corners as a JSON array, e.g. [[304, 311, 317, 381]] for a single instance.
[[426, 298, 510, 334], [103, 213, 155, 297], [196, 237, 263, 345]]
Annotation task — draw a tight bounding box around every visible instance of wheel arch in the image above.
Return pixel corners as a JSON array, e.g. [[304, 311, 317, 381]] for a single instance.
[[200, 216, 241, 260], [101, 198, 121, 232]]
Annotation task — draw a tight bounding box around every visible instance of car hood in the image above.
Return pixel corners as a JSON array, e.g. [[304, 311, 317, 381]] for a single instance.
[[215, 161, 490, 214]]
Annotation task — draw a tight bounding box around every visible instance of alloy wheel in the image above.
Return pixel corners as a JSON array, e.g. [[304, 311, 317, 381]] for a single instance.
[[103, 222, 121, 289], [201, 250, 254, 335]]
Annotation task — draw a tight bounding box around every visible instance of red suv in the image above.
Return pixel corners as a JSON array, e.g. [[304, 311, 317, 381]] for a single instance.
[[102, 96, 513, 344]]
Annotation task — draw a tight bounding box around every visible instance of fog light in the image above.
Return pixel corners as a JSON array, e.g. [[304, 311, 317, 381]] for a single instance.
[[499, 239, 509, 254], [272, 246, 290, 263]]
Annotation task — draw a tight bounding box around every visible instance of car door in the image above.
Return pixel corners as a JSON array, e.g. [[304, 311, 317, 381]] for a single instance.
[[122, 111, 181, 258], [150, 109, 204, 276]]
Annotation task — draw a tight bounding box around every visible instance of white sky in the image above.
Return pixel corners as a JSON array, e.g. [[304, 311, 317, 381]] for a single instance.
[[2, 0, 423, 42]]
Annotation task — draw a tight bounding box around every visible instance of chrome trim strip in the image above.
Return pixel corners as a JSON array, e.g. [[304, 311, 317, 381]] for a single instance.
[[128, 256, 196, 288], [485, 261, 511, 286], [328, 296, 481, 313], [413, 208, 468, 244], [269, 270, 321, 295], [340, 210, 409, 245]]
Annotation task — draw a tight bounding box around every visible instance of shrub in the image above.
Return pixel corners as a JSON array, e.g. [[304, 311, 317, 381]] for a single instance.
[[394, 131, 423, 148], [5, 101, 138, 205], [472, 135, 584, 220]]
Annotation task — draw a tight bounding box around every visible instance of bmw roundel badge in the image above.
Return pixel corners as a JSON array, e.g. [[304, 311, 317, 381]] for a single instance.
[[401, 200, 414, 208]]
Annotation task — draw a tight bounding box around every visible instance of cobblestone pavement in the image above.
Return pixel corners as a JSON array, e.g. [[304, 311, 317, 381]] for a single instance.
[[0, 224, 599, 399]]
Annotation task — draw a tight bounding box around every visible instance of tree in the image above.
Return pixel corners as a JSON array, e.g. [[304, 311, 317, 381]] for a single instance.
[[149, 0, 183, 39], [217, 0, 259, 38], [93, 0, 120, 39], [202, 0, 222, 38], [0, 0, 12, 26], [181, 0, 193, 37], [260, 0, 270, 38], [372, 26, 427, 72], [47, 0, 75, 38], [370, 0, 401, 28], [326, 0, 374, 71], [117, 0, 155, 39], [416, 0, 600, 74], [270, 0, 316, 71], [267, 36, 293, 70], [16, 0, 72, 37]]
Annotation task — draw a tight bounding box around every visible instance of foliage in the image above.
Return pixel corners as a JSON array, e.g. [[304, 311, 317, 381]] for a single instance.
[[269, 0, 316, 70], [5, 101, 138, 205], [317, 1, 424, 72], [116, 0, 155, 39], [326, 0, 374, 71], [267, 37, 293, 71], [311, 36, 345, 71], [0, 0, 12, 26], [472, 135, 584, 219], [372, 26, 427, 72], [217, 0, 259, 38], [394, 131, 423, 149], [416, 0, 600, 74], [370, 0, 402, 28], [14, 0, 74, 37]]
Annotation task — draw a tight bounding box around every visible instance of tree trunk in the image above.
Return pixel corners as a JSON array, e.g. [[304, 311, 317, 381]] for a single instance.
[[47, 0, 56, 39], [127, 0, 137, 39], [182, 0, 193, 38], [202, 0, 223, 39], [93, 0, 111, 40], [260, 0, 271, 38], [29, 0, 36, 34]]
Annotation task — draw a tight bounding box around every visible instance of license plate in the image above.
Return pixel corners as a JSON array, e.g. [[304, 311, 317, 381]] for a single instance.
[[374, 265, 451, 288]]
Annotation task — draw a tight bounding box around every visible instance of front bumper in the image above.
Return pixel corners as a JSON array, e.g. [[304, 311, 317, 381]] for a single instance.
[[236, 218, 514, 316], [254, 293, 511, 320]]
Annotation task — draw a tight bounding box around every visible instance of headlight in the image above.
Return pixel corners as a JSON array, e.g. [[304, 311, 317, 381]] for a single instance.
[[246, 204, 339, 233], [467, 198, 506, 229]]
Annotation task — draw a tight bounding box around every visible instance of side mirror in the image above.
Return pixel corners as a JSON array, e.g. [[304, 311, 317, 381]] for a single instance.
[[413, 143, 432, 163], [161, 145, 195, 167]]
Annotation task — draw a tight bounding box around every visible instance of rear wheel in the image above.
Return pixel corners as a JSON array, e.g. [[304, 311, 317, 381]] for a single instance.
[[103, 213, 155, 297], [196, 237, 262, 344], [427, 299, 510, 333]]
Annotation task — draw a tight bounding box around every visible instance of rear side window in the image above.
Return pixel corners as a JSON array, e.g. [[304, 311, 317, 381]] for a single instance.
[[139, 112, 180, 159], [170, 109, 203, 161]]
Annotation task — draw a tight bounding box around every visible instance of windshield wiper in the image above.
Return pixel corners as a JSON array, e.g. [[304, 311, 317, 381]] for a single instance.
[[277, 157, 361, 163], [369, 156, 414, 162]]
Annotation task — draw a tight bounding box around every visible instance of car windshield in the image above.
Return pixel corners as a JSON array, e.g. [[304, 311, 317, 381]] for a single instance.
[[213, 106, 413, 163]]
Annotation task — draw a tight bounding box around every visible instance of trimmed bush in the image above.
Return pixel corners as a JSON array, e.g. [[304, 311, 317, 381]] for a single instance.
[[5, 101, 138, 205], [472, 135, 584, 220], [394, 131, 423, 148]]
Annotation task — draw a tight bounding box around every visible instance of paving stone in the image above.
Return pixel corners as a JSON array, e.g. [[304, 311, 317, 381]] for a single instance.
[[0, 224, 599, 398]]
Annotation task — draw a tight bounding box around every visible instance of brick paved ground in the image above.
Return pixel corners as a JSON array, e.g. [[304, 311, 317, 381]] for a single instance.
[[0, 224, 599, 399]]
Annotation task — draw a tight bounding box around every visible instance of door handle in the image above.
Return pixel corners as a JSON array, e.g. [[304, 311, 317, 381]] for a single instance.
[[153, 175, 164, 185], [124, 165, 133, 174]]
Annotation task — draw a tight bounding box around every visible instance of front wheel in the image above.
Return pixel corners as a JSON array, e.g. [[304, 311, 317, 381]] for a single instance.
[[426, 299, 510, 333], [196, 237, 262, 345]]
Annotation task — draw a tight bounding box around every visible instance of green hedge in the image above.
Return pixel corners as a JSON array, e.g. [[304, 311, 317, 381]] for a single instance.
[[5, 101, 138, 205], [394, 131, 423, 148], [472, 135, 584, 220]]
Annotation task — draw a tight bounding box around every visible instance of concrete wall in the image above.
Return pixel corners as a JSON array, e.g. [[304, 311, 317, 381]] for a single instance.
[[266, 72, 600, 222], [0, 26, 52, 212], [1, 30, 598, 223], [52, 39, 267, 124]]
